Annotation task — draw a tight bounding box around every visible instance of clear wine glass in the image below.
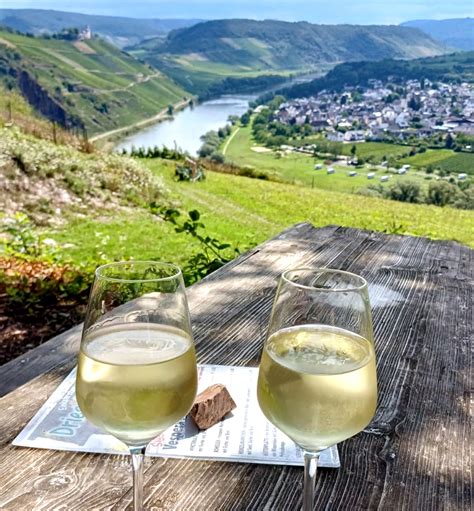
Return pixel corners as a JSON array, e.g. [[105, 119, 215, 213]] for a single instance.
[[76, 261, 197, 511], [257, 268, 377, 510]]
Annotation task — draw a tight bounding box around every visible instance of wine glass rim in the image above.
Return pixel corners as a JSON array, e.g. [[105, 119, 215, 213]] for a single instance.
[[281, 267, 368, 292], [95, 261, 182, 283]]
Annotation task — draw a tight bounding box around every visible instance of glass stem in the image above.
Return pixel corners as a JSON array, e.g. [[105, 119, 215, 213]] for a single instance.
[[303, 451, 319, 511], [130, 446, 146, 511]]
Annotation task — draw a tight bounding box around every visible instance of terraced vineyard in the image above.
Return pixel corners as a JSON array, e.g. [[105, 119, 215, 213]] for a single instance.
[[435, 153, 474, 174], [341, 142, 411, 159], [0, 30, 189, 134], [399, 149, 454, 168]]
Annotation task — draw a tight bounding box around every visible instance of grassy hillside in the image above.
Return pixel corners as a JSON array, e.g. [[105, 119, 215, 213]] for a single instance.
[[0, 29, 189, 135], [283, 51, 474, 99], [134, 19, 448, 94], [0, 126, 166, 227], [401, 18, 474, 51], [49, 160, 474, 271], [0, 9, 200, 48], [0, 85, 166, 225]]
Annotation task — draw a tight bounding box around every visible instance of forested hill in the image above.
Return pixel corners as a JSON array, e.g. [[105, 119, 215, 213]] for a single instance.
[[401, 18, 474, 52], [0, 29, 188, 135], [281, 51, 474, 99], [152, 19, 448, 68], [0, 9, 200, 48]]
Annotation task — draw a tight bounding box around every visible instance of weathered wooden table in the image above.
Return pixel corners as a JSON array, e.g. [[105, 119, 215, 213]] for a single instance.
[[0, 224, 471, 510]]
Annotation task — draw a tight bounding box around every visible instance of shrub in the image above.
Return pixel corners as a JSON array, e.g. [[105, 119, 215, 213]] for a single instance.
[[385, 180, 421, 203], [210, 152, 225, 164], [237, 165, 269, 180], [175, 164, 205, 182], [0, 212, 93, 313], [453, 187, 474, 210], [0, 256, 91, 311], [426, 180, 459, 207], [358, 185, 384, 198]]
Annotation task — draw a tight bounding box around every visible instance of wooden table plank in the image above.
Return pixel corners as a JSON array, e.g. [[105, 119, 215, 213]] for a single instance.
[[0, 224, 471, 510]]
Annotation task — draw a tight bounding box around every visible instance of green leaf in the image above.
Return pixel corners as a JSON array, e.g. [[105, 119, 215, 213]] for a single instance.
[[189, 210, 200, 221]]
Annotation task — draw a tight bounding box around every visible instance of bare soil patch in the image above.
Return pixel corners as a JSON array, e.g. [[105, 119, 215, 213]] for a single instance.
[[73, 41, 96, 54]]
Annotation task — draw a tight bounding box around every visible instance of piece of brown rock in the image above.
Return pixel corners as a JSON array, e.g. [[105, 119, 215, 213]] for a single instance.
[[190, 384, 237, 430]]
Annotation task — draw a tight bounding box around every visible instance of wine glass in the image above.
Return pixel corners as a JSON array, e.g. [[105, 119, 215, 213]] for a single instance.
[[76, 261, 197, 511], [257, 268, 377, 510]]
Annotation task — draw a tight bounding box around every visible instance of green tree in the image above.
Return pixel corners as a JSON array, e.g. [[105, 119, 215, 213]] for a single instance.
[[408, 96, 421, 111], [385, 180, 421, 203], [445, 133, 455, 149], [210, 151, 225, 163], [426, 181, 459, 207], [453, 187, 474, 210], [240, 112, 250, 126], [198, 144, 214, 158], [387, 157, 396, 170]]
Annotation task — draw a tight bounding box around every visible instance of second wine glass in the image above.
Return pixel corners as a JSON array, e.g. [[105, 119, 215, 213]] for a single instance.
[[257, 268, 377, 510]]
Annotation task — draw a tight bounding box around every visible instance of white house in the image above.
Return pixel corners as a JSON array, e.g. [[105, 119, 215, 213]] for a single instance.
[[395, 112, 410, 128], [79, 26, 92, 40], [344, 130, 366, 142], [327, 132, 345, 142]]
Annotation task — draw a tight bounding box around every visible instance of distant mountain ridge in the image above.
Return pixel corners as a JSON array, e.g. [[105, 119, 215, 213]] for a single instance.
[[155, 19, 448, 65], [401, 18, 474, 51], [133, 19, 448, 96], [0, 9, 201, 48]]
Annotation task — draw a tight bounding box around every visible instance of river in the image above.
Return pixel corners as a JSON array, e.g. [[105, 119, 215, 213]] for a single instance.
[[114, 94, 256, 156]]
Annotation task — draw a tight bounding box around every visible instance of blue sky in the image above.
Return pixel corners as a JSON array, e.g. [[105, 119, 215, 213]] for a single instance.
[[0, 1, 472, 23]]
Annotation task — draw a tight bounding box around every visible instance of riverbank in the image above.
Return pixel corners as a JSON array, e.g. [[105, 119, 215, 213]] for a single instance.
[[113, 94, 255, 155], [90, 98, 193, 145]]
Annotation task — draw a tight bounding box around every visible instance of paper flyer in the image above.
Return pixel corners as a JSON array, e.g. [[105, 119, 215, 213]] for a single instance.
[[13, 365, 340, 468]]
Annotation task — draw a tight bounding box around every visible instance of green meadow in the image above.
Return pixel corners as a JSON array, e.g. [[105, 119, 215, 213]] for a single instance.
[[50, 160, 474, 272], [222, 124, 448, 193]]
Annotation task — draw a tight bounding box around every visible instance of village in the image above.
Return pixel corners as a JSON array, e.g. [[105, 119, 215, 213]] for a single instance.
[[274, 78, 474, 143]]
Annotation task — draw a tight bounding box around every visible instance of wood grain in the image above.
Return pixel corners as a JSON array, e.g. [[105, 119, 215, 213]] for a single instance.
[[0, 224, 471, 510]]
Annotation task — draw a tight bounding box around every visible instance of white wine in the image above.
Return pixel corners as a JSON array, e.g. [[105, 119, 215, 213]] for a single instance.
[[76, 323, 197, 446], [257, 325, 377, 452]]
